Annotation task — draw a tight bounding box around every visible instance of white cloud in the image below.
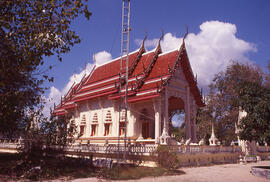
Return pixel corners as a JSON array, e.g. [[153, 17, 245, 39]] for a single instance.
[[94, 51, 112, 66], [172, 113, 185, 127], [136, 21, 256, 88], [43, 51, 112, 117], [42, 86, 61, 117]]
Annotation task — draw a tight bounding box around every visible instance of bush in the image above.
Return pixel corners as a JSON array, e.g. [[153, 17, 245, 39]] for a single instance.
[[153, 145, 179, 170]]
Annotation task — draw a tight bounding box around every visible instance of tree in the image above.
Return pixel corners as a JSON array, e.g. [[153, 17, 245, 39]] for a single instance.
[[197, 61, 264, 145], [237, 81, 270, 143], [265, 60, 270, 88], [0, 0, 91, 138]]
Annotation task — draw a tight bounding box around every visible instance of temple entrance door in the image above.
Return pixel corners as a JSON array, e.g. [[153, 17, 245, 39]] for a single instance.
[[142, 122, 149, 139]]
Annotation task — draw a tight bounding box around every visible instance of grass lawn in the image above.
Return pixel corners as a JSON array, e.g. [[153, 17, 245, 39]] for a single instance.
[[0, 152, 184, 181]]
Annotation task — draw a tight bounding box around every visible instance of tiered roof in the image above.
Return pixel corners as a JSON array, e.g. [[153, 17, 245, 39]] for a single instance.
[[53, 39, 204, 116]]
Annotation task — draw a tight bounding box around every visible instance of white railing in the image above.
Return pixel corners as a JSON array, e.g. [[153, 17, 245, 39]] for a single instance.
[[257, 146, 270, 152], [1, 138, 269, 155], [0, 138, 23, 149]]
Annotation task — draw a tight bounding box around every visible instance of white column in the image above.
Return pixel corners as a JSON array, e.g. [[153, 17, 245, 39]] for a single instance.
[[185, 86, 191, 140], [127, 105, 134, 137], [98, 99, 104, 137], [164, 87, 169, 134], [112, 101, 119, 137], [153, 98, 161, 143], [137, 107, 143, 139]]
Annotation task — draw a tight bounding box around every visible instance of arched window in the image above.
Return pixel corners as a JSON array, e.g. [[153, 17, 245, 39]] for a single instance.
[[80, 114, 86, 136], [104, 110, 112, 136], [119, 110, 127, 136], [91, 113, 98, 136]]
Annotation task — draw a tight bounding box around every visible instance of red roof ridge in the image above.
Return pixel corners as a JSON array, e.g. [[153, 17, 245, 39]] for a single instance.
[[142, 48, 156, 55], [81, 65, 96, 89], [158, 48, 178, 57]]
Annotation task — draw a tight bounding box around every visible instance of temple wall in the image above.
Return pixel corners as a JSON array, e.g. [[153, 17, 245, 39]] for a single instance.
[[70, 97, 139, 139]]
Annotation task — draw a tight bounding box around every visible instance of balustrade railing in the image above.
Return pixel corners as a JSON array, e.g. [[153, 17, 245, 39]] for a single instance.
[[0, 138, 268, 155], [257, 146, 270, 152]]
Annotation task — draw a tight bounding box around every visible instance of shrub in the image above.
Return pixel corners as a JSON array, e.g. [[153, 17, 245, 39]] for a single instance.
[[153, 145, 179, 170]]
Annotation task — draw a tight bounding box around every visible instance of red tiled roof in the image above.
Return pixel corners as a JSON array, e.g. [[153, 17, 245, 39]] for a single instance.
[[147, 50, 178, 79], [53, 41, 204, 116], [86, 50, 139, 85], [131, 51, 155, 77]]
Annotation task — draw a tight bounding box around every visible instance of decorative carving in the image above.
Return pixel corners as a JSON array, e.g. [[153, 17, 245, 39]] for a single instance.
[[133, 33, 163, 92], [128, 34, 146, 76]]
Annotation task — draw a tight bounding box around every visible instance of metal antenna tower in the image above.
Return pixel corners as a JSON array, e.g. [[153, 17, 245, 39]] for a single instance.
[[118, 0, 131, 163]]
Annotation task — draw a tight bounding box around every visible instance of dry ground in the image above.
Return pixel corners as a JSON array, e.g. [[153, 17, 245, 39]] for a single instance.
[[57, 161, 270, 182]]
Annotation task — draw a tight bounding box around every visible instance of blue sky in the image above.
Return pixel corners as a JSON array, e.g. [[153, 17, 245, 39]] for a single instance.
[[43, 0, 270, 117]]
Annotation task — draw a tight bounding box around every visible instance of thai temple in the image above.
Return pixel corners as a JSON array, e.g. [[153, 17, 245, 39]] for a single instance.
[[53, 36, 204, 145]]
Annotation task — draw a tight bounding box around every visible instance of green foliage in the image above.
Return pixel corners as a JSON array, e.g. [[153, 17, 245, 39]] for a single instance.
[[237, 81, 270, 143], [154, 145, 179, 170], [171, 126, 185, 142], [39, 115, 78, 146], [197, 61, 270, 144], [196, 107, 212, 144], [0, 0, 91, 137]]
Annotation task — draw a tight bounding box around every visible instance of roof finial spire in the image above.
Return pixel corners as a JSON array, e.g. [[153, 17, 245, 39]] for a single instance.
[[158, 29, 164, 46], [182, 25, 189, 44], [141, 32, 147, 48], [156, 30, 164, 53]]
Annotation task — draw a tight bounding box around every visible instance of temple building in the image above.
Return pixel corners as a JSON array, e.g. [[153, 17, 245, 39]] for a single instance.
[[53, 36, 204, 145]]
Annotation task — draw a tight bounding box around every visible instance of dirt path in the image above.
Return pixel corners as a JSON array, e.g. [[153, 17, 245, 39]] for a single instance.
[[67, 161, 270, 182]]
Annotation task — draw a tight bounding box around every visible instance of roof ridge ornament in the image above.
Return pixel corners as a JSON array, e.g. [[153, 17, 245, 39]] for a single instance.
[[156, 30, 164, 54], [182, 25, 189, 44], [128, 33, 147, 76], [141, 32, 147, 49], [132, 31, 164, 92]]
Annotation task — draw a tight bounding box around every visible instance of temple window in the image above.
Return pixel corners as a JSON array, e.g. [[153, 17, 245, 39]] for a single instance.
[[104, 110, 112, 136], [80, 114, 86, 136], [91, 113, 98, 136], [119, 122, 125, 136], [119, 110, 127, 136]]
